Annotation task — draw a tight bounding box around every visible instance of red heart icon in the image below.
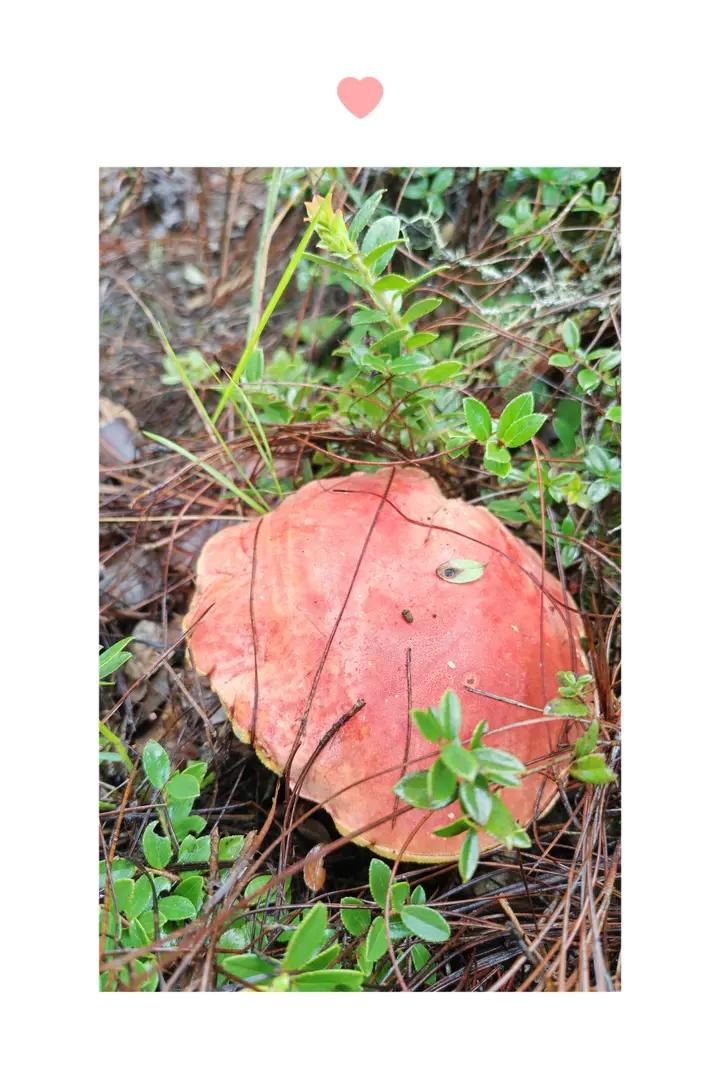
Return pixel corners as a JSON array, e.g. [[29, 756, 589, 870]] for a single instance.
[[337, 77, 384, 118]]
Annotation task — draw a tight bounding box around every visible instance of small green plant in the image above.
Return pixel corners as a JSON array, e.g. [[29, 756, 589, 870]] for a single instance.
[[545, 672, 617, 784], [496, 195, 554, 249], [221, 902, 364, 992], [335, 863, 443, 985], [100, 739, 246, 991], [400, 166, 457, 218], [462, 390, 547, 477], [394, 690, 531, 883], [544, 673, 618, 785], [549, 317, 621, 397]]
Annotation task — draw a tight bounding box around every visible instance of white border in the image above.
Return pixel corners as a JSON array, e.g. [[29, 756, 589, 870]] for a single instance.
[[4, 0, 718, 1069]]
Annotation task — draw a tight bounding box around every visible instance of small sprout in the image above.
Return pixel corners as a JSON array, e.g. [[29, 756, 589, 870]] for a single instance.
[[436, 559, 486, 584]]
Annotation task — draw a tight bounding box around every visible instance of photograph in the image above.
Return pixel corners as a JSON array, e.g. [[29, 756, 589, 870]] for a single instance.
[[99, 165, 621, 992]]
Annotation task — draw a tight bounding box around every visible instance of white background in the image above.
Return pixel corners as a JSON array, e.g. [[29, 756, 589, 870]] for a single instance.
[[2, 0, 717, 1072]]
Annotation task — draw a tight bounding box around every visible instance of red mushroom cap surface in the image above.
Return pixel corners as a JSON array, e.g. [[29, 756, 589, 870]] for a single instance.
[[184, 467, 586, 863]]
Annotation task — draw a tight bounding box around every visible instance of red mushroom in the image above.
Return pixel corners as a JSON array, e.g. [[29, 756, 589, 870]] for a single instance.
[[184, 466, 586, 863]]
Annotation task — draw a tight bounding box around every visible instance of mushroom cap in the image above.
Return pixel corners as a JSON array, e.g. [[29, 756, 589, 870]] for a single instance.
[[184, 467, 586, 863]]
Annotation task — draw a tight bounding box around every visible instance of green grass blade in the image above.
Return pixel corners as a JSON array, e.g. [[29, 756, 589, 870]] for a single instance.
[[143, 431, 268, 514], [211, 209, 321, 423]]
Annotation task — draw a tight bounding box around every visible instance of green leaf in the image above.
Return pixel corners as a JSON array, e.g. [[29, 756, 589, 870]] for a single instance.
[[586, 444, 613, 474], [369, 859, 391, 907], [473, 746, 525, 773], [283, 903, 328, 970], [421, 360, 464, 382], [515, 197, 532, 222], [370, 328, 407, 353], [435, 558, 485, 584], [403, 265, 449, 293], [489, 499, 526, 524], [172, 815, 206, 841], [562, 319, 581, 351], [350, 306, 388, 326], [501, 413, 546, 448], [141, 822, 172, 870], [349, 190, 386, 242], [113, 877, 135, 914], [433, 817, 473, 837], [459, 831, 481, 882], [406, 331, 439, 349], [182, 761, 208, 785], [410, 942, 431, 972], [218, 834, 245, 860], [177, 834, 211, 865], [374, 274, 411, 293], [244, 875, 278, 905], [125, 873, 153, 918], [549, 352, 574, 368], [221, 953, 276, 981], [459, 779, 492, 824], [496, 392, 533, 440], [361, 215, 400, 273], [463, 398, 492, 442], [158, 894, 196, 921], [577, 368, 601, 393], [587, 479, 611, 503], [437, 689, 462, 739], [365, 917, 389, 962], [469, 720, 489, 749], [218, 926, 251, 952], [165, 772, 200, 802], [174, 874, 204, 913], [428, 758, 458, 805], [99, 858, 135, 887], [403, 297, 443, 323], [393, 769, 439, 809], [244, 345, 264, 381], [570, 754, 617, 784], [363, 238, 402, 269], [390, 882, 410, 913], [575, 719, 599, 758], [99, 637, 134, 681], [142, 740, 170, 790], [483, 440, 511, 477], [606, 405, 621, 423], [292, 969, 364, 992], [545, 697, 590, 718], [388, 354, 430, 375], [340, 898, 371, 937], [591, 180, 606, 206], [484, 795, 531, 849], [127, 915, 150, 948], [440, 743, 478, 781], [298, 944, 342, 972], [411, 707, 443, 743], [400, 905, 451, 943]]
